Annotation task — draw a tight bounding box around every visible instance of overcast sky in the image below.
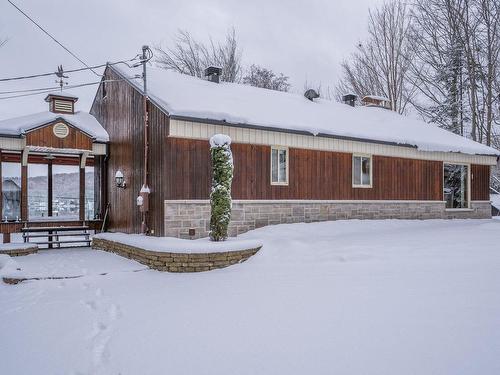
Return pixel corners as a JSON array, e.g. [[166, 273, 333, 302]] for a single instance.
[[0, 0, 384, 120]]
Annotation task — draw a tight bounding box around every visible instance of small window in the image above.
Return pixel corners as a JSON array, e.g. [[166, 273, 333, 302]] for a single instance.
[[352, 155, 372, 187], [271, 147, 288, 185], [102, 81, 107, 100]]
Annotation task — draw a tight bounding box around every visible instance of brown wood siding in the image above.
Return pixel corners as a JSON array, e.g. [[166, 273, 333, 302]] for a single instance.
[[471, 164, 490, 201], [26, 122, 93, 150], [90, 68, 145, 233], [147, 103, 169, 235], [162, 138, 445, 201]]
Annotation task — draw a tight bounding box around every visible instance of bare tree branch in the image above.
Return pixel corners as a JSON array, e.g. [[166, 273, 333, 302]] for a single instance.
[[155, 28, 242, 83]]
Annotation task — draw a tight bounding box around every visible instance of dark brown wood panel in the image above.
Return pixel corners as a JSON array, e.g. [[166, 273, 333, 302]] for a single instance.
[[147, 103, 169, 236], [162, 138, 445, 201], [90, 68, 145, 234], [26, 122, 93, 150], [471, 164, 491, 201]]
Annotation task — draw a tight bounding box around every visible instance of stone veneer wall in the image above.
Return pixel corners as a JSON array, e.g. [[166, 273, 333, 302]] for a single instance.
[[165, 200, 492, 239], [0, 245, 38, 257], [92, 238, 261, 273]]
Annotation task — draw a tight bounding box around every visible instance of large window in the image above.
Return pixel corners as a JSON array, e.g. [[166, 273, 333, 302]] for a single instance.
[[271, 147, 288, 185], [85, 166, 95, 220], [444, 163, 469, 209], [2, 162, 21, 221], [28, 163, 49, 218], [52, 164, 80, 219], [353, 155, 372, 187]]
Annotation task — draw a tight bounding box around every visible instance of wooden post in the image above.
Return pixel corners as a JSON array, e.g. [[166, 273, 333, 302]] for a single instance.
[[47, 161, 53, 217], [79, 155, 85, 221], [21, 165, 28, 221], [3, 232, 10, 244]]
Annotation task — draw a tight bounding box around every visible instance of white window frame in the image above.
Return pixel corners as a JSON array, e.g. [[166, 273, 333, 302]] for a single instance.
[[352, 154, 373, 188], [443, 162, 471, 210], [270, 146, 289, 186]]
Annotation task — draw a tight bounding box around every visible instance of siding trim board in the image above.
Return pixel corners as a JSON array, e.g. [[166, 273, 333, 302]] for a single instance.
[[169, 119, 498, 166]]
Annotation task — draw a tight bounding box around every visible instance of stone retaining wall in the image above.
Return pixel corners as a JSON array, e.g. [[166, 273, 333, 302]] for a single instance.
[[165, 200, 492, 239], [0, 245, 38, 257], [92, 238, 261, 273]]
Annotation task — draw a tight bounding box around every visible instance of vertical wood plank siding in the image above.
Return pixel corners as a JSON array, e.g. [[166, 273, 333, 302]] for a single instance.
[[162, 138, 448, 201], [90, 69, 145, 233], [147, 103, 170, 235], [26, 124, 93, 150], [471, 164, 491, 201]]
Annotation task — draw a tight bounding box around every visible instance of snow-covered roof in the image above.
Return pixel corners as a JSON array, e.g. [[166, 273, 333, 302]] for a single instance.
[[113, 65, 499, 156], [0, 111, 109, 142], [363, 95, 390, 102]]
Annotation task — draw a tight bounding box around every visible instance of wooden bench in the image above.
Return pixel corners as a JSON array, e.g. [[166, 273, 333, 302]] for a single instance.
[[22, 226, 91, 248]]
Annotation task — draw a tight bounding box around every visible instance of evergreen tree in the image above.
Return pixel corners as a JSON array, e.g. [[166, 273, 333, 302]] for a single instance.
[[209, 134, 233, 241]]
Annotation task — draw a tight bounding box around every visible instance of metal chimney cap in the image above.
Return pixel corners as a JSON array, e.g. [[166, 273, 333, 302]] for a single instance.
[[204, 66, 222, 77], [304, 89, 320, 101]]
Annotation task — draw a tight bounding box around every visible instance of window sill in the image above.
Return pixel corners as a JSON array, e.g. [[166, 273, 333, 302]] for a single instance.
[[352, 185, 373, 189], [445, 208, 474, 212], [271, 182, 289, 186]]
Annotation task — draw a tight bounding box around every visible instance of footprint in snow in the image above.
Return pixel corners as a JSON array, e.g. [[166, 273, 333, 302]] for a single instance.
[[108, 304, 122, 320]]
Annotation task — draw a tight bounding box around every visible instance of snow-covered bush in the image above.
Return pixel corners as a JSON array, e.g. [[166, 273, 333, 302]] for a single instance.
[[209, 134, 233, 241]]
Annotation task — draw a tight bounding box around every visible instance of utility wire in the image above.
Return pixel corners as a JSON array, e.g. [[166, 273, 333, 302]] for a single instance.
[[7, 0, 102, 76], [0, 58, 140, 82], [0, 79, 130, 100]]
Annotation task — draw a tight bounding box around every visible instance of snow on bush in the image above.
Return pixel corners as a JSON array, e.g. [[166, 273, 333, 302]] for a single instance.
[[209, 134, 233, 241]]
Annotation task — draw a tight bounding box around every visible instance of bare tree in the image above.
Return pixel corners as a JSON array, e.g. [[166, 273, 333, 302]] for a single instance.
[[155, 28, 242, 83], [336, 0, 417, 114], [411, 0, 500, 144], [243, 65, 290, 92]]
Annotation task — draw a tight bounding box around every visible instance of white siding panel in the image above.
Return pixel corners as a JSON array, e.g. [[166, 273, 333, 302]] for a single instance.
[[168, 119, 498, 165]]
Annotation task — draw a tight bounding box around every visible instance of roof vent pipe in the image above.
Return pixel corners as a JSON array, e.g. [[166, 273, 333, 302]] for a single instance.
[[204, 66, 222, 83], [342, 94, 357, 107], [304, 89, 320, 101]]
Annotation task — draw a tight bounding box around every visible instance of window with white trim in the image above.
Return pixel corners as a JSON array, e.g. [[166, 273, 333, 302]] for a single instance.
[[352, 155, 372, 187], [271, 147, 288, 185]]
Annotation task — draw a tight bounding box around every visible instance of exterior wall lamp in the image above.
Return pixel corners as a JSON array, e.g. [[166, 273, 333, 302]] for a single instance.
[[115, 170, 127, 189]]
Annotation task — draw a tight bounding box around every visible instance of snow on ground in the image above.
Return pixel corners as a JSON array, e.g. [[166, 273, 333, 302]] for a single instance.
[[1, 219, 500, 375], [0, 247, 147, 279]]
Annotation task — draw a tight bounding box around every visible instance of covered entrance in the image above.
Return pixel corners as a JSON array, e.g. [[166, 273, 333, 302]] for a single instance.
[[0, 93, 109, 246]]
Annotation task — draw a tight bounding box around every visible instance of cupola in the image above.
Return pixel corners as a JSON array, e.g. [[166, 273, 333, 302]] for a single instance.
[[45, 93, 78, 114]]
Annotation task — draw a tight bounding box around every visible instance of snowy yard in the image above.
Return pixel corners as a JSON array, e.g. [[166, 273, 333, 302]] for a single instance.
[[1, 219, 500, 375]]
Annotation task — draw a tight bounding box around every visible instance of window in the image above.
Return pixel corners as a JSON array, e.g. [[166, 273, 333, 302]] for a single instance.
[[52, 164, 80, 219], [102, 81, 107, 100], [444, 163, 469, 209], [28, 163, 49, 218], [352, 155, 372, 187], [271, 147, 288, 185], [85, 166, 95, 220], [2, 162, 21, 221]]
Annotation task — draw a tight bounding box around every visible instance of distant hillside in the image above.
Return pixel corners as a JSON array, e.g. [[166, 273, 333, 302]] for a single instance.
[[7, 172, 94, 198]]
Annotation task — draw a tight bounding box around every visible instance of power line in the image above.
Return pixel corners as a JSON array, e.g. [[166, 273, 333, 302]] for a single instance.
[[0, 79, 131, 100], [0, 58, 141, 82], [7, 0, 101, 76]]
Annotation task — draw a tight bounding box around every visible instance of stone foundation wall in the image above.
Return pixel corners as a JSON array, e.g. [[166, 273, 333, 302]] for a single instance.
[[92, 238, 261, 273], [165, 200, 492, 239], [0, 245, 38, 257]]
